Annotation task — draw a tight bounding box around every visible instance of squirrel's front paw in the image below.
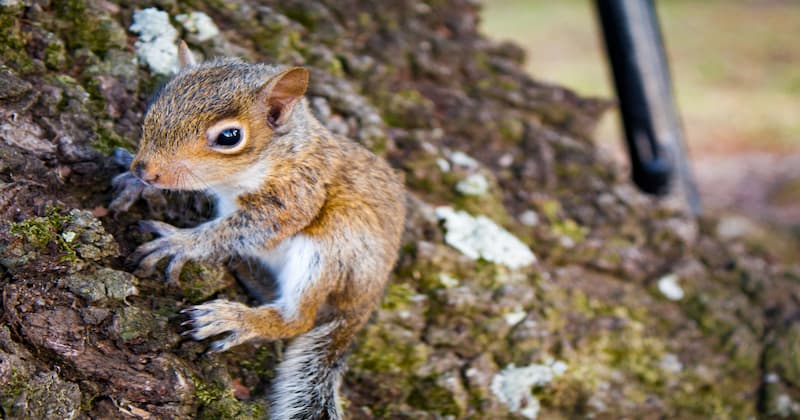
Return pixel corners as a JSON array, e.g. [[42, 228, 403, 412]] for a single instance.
[[109, 148, 146, 212], [108, 148, 170, 214], [129, 220, 198, 283], [110, 172, 146, 213], [182, 300, 257, 352]]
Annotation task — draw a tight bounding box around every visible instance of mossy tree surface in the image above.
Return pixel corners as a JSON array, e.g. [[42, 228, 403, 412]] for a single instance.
[[0, 1, 797, 419]]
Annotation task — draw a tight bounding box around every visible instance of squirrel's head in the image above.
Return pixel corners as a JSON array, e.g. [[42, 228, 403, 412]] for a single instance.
[[130, 42, 309, 191]]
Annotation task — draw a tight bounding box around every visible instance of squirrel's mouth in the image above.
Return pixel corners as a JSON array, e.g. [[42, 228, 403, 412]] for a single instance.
[[131, 162, 208, 191]]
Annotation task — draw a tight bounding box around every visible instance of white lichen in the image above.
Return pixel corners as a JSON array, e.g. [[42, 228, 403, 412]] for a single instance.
[[439, 273, 459, 288], [657, 273, 684, 301], [61, 231, 76, 243], [519, 210, 540, 227], [409, 294, 427, 303], [558, 235, 576, 249], [660, 353, 683, 373], [436, 157, 451, 173], [448, 150, 479, 169], [491, 359, 567, 419], [435, 206, 536, 270], [129, 8, 179, 76], [716, 215, 756, 240], [776, 394, 800, 417], [498, 153, 514, 167], [455, 173, 489, 196], [176, 11, 221, 42], [503, 308, 527, 326]]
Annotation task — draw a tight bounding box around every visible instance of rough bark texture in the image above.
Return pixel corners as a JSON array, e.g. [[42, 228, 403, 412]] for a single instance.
[[0, 1, 798, 419]]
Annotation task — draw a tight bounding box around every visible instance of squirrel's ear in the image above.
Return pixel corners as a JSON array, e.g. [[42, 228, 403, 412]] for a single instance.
[[177, 40, 197, 69], [259, 67, 309, 128]]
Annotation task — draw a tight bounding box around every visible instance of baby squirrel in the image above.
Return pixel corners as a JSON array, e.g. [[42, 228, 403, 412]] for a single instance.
[[120, 42, 405, 419]]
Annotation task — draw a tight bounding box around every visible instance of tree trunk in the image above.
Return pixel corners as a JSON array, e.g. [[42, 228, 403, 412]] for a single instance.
[[0, 1, 797, 418]]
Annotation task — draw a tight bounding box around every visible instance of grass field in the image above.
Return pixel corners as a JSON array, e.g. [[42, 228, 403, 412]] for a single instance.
[[480, 0, 800, 156]]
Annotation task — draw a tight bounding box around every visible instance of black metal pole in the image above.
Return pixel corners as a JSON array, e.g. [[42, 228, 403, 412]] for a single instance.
[[595, 0, 702, 214]]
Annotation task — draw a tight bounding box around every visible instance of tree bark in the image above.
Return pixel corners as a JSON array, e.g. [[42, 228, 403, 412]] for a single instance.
[[0, 1, 797, 418]]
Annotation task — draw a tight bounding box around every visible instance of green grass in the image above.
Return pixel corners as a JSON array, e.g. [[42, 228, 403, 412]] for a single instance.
[[481, 0, 800, 155]]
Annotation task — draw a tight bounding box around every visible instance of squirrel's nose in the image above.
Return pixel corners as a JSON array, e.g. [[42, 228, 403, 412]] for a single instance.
[[132, 161, 160, 184]]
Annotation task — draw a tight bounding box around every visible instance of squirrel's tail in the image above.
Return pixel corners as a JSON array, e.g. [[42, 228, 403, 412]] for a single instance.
[[269, 319, 351, 420]]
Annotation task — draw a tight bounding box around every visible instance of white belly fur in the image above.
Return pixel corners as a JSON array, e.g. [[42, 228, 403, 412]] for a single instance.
[[256, 234, 322, 318]]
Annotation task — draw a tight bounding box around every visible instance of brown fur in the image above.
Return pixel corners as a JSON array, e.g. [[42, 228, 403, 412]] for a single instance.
[[127, 53, 405, 419]]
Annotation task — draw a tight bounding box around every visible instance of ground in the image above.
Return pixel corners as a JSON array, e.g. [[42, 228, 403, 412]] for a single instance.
[[482, 0, 800, 233]]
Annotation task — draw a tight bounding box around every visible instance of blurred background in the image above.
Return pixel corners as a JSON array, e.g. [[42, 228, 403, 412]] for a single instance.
[[481, 0, 800, 238]]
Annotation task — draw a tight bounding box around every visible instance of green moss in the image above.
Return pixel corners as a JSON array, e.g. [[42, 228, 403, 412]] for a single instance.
[[195, 380, 236, 407], [452, 191, 511, 229], [670, 373, 750, 418], [609, 333, 667, 386], [381, 282, 417, 310], [351, 323, 429, 375], [9, 206, 77, 261], [682, 293, 733, 336], [2, 369, 28, 399], [92, 123, 134, 155], [402, 154, 455, 197], [349, 321, 432, 417], [532, 198, 589, 246], [47, 73, 90, 114], [551, 219, 589, 244], [111, 306, 172, 347], [534, 282, 761, 417], [539, 199, 562, 221], [53, 0, 126, 55], [250, 16, 304, 63], [765, 322, 800, 387], [283, 6, 317, 30], [64, 267, 137, 303], [380, 89, 435, 129], [179, 262, 232, 304], [407, 377, 464, 416], [0, 3, 36, 73], [239, 345, 279, 378], [393, 244, 445, 294], [42, 33, 67, 70], [357, 12, 372, 28], [315, 54, 345, 77], [113, 306, 154, 342], [194, 379, 266, 420], [1, 371, 82, 419], [498, 116, 525, 142]]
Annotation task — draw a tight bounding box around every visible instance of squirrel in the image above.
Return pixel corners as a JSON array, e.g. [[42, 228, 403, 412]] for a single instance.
[[115, 42, 406, 419]]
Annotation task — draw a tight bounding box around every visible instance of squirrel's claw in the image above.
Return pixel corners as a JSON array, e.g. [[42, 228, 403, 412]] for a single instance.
[[166, 255, 188, 284], [128, 238, 163, 268], [183, 299, 256, 352], [128, 222, 195, 283], [208, 336, 241, 353], [131, 242, 171, 278], [139, 219, 180, 236]]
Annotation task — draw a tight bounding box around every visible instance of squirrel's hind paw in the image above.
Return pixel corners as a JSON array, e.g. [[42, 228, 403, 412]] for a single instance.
[[183, 300, 257, 352]]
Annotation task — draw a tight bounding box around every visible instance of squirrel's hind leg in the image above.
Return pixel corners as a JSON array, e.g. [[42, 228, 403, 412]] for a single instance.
[[183, 300, 261, 352], [183, 299, 320, 352]]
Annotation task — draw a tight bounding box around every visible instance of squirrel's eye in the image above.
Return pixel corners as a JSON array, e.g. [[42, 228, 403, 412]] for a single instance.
[[215, 128, 241, 147], [206, 120, 247, 154]]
